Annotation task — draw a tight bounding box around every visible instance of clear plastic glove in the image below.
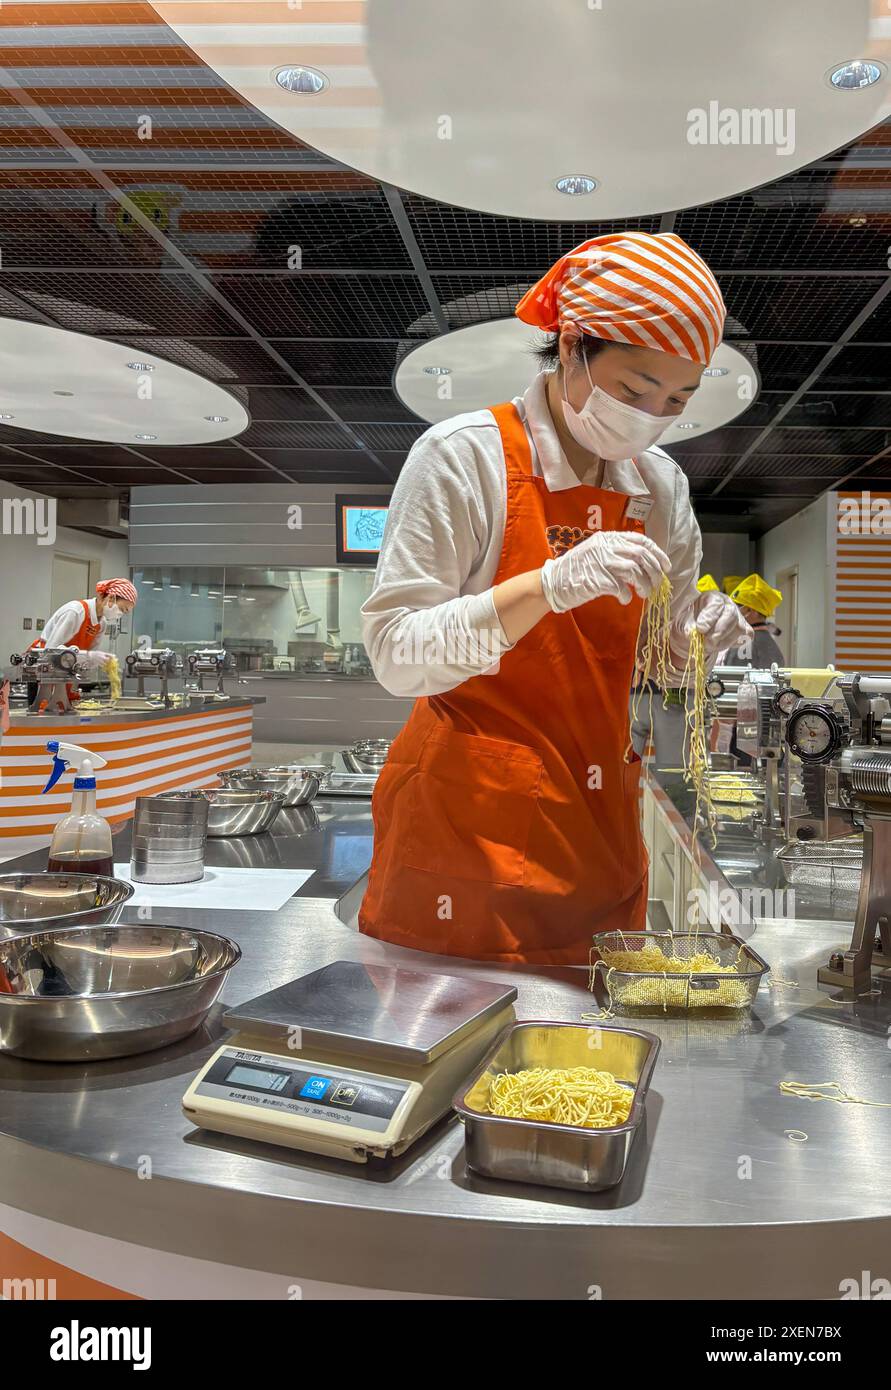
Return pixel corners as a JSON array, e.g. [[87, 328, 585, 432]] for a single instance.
[[71, 647, 107, 672], [683, 591, 752, 653], [540, 531, 670, 613]]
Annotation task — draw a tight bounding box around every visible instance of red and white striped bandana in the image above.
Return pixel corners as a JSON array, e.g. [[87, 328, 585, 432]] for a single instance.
[[515, 231, 726, 366]]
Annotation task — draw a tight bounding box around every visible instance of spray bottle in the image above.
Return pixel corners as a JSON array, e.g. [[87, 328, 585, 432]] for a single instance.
[[42, 740, 114, 878]]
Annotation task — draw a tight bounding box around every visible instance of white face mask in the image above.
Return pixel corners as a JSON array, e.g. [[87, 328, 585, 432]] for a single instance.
[[103, 602, 122, 621], [562, 354, 670, 461]]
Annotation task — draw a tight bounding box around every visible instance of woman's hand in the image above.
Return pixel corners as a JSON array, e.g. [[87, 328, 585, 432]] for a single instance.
[[540, 531, 670, 613], [683, 591, 752, 653]]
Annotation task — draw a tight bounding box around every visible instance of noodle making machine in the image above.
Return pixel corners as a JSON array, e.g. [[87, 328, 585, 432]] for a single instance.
[[125, 647, 179, 707], [9, 646, 90, 713], [187, 647, 233, 694], [781, 672, 891, 989]]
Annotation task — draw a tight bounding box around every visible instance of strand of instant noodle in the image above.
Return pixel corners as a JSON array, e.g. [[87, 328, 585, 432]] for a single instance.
[[681, 627, 718, 855], [778, 1080, 891, 1108], [626, 574, 673, 761]]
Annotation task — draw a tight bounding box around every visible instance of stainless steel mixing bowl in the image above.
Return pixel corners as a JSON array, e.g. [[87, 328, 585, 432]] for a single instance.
[[221, 766, 320, 807], [0, 874, 135, 943], [343, 739, 391, 773], [0, 923, 241, 1061], [200, 788, 285, 837]]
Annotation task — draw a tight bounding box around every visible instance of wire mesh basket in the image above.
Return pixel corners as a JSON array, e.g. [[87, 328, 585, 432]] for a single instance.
[[589, 930, 769, 1018], [775, 838, 862, 895]]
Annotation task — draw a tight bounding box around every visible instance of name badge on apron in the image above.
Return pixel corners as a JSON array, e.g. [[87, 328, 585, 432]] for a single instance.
[[624, 495, 654, 524]]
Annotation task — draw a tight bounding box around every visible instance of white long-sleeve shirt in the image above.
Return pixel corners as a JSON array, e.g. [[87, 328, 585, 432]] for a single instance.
[[41, 597, 109, 651], [362, 372, 703, 698]]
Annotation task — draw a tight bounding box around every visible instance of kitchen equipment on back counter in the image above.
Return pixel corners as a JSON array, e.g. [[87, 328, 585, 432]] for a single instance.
[[41, 741, 113, 878], [9, 646, 89, 713], [183, 959, 517, 1163], [187, 647, 233, 695], [124, 646, 179, 707], [199, 788, 285, 838], [781, 670, 891, 989], [317, 772, 378, 798], [130, 792, 209, 885], [0, 873, 134, 943], [220, 766, 320, 807], [0, 923, 240, 1061], [454, 1021, 660, 1193]]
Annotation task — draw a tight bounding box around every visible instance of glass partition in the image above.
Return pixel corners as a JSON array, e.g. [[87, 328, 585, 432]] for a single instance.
[[130, 566, 377, 675]]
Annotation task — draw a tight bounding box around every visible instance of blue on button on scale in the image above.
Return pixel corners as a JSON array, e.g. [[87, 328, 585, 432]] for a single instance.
[[299, 1075, 330, 1100]]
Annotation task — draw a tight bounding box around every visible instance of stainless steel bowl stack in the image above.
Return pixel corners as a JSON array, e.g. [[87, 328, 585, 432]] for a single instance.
[[0, 923, 241, 1061], [131, 792, 209, 885], [200, 787, 285, 837], [0, 874, 135, 943], [343, 739, 391, 774], [220, 766, 320, 807]]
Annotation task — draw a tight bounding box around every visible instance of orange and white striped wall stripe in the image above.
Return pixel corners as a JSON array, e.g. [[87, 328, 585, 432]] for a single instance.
[[833, 491, 891, 673]]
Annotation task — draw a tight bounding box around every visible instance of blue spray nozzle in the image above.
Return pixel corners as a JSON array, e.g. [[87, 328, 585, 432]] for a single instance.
[[42, 742, 69, 794]]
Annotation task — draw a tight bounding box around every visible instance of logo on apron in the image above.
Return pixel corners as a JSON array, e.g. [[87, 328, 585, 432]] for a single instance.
[[545, 524, 595, 558]]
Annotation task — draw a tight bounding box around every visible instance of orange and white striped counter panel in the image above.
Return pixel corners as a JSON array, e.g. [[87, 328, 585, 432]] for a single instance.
[[0, 702, 255, 839]]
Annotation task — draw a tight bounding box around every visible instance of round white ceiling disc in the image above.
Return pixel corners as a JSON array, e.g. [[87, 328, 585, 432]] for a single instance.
[[0, 320, 248, 444], [394, 319, 759, 444], [150, 0, 889, 220]]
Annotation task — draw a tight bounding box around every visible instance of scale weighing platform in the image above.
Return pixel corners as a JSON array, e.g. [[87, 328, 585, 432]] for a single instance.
[[183, 960, 517, 1163]]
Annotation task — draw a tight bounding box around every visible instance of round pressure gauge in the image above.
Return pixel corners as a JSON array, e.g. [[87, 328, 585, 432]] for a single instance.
[[706, 677, 725, 699], [786, 704, 845, 762], [774, 686, 801, 717]]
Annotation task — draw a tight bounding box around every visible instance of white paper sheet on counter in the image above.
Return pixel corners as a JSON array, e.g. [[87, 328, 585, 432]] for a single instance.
[[113, 863, 314, 910]]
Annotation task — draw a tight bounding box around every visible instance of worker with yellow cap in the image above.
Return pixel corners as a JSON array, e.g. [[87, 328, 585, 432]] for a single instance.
[[726, 573, 784, 667], [722, 575, 743, 594], [696, 574, 719, 592]]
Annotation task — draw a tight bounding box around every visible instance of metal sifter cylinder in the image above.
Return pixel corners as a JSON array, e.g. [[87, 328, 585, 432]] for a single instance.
[[130, 792, 208, 884], [849, 753, 891, 800]]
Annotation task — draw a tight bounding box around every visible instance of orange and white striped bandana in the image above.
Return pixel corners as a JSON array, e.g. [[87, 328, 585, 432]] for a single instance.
[[515, 231, 726, 366]]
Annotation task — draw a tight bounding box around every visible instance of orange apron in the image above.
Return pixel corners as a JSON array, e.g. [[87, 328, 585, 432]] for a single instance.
[[359, 403, 649, 965], [29, 600, 102, 707]]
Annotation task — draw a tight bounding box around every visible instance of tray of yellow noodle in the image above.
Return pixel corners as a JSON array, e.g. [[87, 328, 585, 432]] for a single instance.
[[453, 1021, 659, 1192], [589, 930, 769, 1018]]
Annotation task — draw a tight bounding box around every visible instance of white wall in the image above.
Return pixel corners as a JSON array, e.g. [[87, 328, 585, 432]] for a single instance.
[[699, 531, 753, 589], [756, 495, 832, 666], [0, 479, 129, 663]]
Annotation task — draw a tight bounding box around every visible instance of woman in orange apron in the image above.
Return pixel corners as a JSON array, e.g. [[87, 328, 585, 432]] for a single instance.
[[26, 578, 138, 709], [360, 233, 750, 964]]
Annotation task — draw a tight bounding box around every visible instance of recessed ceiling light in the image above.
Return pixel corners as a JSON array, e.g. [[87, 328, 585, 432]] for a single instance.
[[0, 413, 14, 420], [702, 367, 729, 377], [273, 65, 329, 95], [827, 60, 885, 91], [204, 414, 228, 422], [140, 577, 155, 585], [152, 581, 163, 591], [134, 433, 157, 440], [677, 422, 700, 430], [127, 361, 154, 372], [423, 366, 451, 376], [53, 390, 74, 397], [555, 175, 598, 196]]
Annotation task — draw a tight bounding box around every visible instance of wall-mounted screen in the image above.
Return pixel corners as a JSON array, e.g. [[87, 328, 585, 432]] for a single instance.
[[335, 494, 390, 565]]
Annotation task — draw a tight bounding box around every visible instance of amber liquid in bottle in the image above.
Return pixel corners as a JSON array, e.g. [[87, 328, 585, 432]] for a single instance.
[[47, 852, 114, 878]]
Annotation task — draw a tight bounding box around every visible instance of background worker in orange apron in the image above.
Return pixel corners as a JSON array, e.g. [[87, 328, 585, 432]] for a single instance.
[[26, 577, 138, 707], [360, 233, 751, 965]]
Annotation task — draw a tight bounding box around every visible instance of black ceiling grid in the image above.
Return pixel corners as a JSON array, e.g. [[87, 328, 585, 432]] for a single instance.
[[0, 4, 888, 531]]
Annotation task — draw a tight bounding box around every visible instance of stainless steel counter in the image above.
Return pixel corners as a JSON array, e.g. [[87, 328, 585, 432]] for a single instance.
[[7, 696, 264, 727], [2, 789, 890, 1298]]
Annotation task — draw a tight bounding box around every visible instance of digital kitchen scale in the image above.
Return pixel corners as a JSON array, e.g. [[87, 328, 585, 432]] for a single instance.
[[183, 960, 517, 1163]]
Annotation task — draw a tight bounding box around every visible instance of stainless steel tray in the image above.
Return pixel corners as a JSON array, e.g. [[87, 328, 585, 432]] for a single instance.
[[454, 1020, 659, 1192], [316, 772, 377, 798]]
